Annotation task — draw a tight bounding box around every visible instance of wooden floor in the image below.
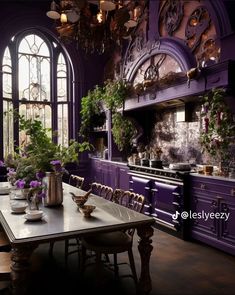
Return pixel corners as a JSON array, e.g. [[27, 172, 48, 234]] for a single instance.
[[1, 228, 235, 294]]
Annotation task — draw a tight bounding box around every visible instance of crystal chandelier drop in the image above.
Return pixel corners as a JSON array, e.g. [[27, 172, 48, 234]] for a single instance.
[[47, 0, 147, 54]]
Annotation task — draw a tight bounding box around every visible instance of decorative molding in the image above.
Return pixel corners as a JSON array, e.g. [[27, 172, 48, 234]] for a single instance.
[[160, 0, 184, 36], [123, 38, 196, 82], [185, 6, 211, 53]]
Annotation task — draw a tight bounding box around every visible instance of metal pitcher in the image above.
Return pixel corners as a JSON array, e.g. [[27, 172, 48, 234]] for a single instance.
[[42, 172, 63, 207]]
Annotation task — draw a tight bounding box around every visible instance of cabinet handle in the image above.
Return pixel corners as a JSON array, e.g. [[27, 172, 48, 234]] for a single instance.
[[151, 188, 158, 192], [231, 189, 235, 196], [200, 183, 206, 189]]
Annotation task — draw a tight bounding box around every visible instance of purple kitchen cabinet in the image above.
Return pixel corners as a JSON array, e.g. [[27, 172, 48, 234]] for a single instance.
[[190, 175, 235, 255], [220, 196, 235, 253], [151, 181, 183, 231], [90, 158, 102, 184], [118, 166, 130, 191], [129, 174, 152, 216], [89, 158, 130, 191]]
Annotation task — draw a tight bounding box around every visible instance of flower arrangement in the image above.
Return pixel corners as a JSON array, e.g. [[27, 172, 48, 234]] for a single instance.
[[2, 112, 90, 204]]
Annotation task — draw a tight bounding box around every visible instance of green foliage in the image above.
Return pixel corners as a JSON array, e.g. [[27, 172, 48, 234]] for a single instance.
[[15, 113, 90, 172], [102, 79, 128, 111], [79, 85, 105, 140], [79, 79, 135, 154], [200, 88, 235, 161], [112, 113, 136, 154]]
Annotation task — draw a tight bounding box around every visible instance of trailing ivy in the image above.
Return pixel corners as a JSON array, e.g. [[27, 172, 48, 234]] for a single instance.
[[112, 113, 136, 154], [200, 88, 235, 162]]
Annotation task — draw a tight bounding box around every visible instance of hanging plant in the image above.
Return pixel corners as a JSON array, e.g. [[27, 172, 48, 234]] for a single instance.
[[79, 85, 105, 140], [112, 113, 136, 155], [102, 79, 129, 111], [200, 88, 235, 162]]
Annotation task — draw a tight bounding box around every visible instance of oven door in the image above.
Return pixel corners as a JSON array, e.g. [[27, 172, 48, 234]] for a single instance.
[[151, 180, 183, 231]]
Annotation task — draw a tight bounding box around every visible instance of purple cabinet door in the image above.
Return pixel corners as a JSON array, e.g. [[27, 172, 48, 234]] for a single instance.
[[151, 181, 182, 230], [129, 175, 151, 215], [190, 192, 218, 240], [90, 159, 102, 184], [219, 197, 235, 255], [118, 167, 129, 191]]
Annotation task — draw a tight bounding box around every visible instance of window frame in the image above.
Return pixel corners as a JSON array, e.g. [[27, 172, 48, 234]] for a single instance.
[[0, 28, 74, 159]]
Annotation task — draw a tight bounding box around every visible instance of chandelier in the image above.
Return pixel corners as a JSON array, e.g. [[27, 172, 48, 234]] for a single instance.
[[46, 0, 147, 54]]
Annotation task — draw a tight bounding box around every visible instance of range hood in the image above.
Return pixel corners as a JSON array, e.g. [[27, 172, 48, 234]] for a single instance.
[[124, 60, 235, 111]]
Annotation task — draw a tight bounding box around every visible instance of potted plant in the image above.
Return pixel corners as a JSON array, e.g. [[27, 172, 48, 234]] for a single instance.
[[4, 112, 90, 206]]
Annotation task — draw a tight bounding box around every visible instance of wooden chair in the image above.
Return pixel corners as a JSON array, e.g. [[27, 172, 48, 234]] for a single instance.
[[0, 252, 11, 292], [49, 176, 85, 262], [80, 192, 145, 284], [69, 175, 84, 189], [99, 185, 113, 201], [0, 231, 11, 252], [113, 189, 134, 207], [90, 182, 102, 196]]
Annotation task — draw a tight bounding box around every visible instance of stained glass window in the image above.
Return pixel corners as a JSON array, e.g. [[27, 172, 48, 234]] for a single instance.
[[2, 47, 14, 157], [1, 31, 71, 158], [57, 53, 68, 146]]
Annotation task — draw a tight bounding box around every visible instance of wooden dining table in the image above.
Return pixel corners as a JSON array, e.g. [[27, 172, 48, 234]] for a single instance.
[[0, 183, 155, 295]]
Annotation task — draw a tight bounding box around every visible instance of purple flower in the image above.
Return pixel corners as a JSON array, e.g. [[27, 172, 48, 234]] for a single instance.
[[15, 179, 26, 189], [50, 160, 63, 172], [36, 171, 46, 180], [29, 180, 41, 188], [0, 160, 4, 167], [50, 160, 61, 166], [37, 191, 46, 199], [7, 168, 16, 177]]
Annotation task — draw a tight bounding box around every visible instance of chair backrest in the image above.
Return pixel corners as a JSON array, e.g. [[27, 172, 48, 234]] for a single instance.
[[69, 175, 84, 189], [90, 182, 102, 195], [113, 189, 134, 208], [130, 193, 145, 213], [100, 185, 114, 201]]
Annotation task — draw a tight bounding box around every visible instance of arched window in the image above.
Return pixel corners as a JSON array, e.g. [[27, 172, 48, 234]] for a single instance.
[[1, 31, 71, 158]]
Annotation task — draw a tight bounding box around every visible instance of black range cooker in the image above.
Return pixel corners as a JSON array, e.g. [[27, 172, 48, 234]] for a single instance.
[[128, 164, 191, 239]]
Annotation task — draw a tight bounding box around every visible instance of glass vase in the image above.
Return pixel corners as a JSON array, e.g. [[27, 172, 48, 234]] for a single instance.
[[28, 194, 39, 211]]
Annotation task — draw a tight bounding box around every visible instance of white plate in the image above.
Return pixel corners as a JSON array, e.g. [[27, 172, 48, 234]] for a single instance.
[[24, 210, 44, 221], [24, 214, 45, 221], [0, 187, 11, 195], [14, 195, 27, 200]]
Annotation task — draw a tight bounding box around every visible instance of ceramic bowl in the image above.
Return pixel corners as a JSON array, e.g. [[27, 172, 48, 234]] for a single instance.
[[79, 205, 96, 217], [11, 201, 28, 213], [25, 210, 43, 221]]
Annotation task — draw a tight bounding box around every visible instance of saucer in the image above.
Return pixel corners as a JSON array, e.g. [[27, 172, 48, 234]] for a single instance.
[[14, 195, 27, 200], [24, 210, 44, 221], [0, 187, 11, 195]]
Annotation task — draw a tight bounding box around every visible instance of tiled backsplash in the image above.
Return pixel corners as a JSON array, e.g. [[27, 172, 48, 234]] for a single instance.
[[149, 104, 208, 164]]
